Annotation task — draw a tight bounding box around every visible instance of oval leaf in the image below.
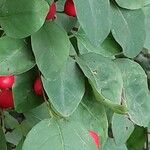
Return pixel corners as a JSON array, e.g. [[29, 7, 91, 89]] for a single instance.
[[74, 0, 111, 46], [0, 36, 35, 75], [115, 59, 150, 127], [76, 53, 127, 114], [42, 58, 85, 117], [0, 0, 49, 38], [22, 119, 98, 150], [111, 2, 145, 58], [31, 22, 70, 80], [70, 87, 108, 149]]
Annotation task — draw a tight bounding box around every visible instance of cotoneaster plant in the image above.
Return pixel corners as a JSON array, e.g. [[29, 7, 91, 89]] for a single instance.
[[0, 0, 150, 150]]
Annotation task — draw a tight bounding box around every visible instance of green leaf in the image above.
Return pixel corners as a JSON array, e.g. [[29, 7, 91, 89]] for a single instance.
[[70, 87, 108, 149], [19, 120, 35, 137], [73, 0, 111, 46], [42, 58, 85, 117], [76, 53, 127, 114], [13, 69, 43, 113], [24, 103, 50, 125], [76, 30, 119, 58], [0, 127, 7, 150], [144, 0, 150, 5], [127, 126, 146, 150], [55, 13, 77, 33], [112, 114, 134, 145], [56, 0, 65, 11], [0, 36, 35, 75], [143, 5, 150, 50], [111, 2, 145, 58], [115, 0, 144, 9], [22, 119, 98, 150], [45, 0, 52, 4], [101, 34, 122, 56], [69, 43, 77, 57], [115, 59, 150, 127], [5, 128, 22, 146], [0, 0, 49, 38], [104, 138, 127, 150], [16, 138, 25, 150], [31, 22, 70, 80], [4, 112, 19, 129]]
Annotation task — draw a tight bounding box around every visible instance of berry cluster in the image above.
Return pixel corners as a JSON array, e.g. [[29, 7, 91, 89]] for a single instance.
[[0, 76, 43, 109], [46, 0, 76, 22], [0, 76, 15, 109]]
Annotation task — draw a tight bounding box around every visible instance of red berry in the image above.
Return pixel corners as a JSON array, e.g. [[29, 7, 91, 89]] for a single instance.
[[0, 90, 14, 109], [33, 77, 43, 96], [89, 131, 100, 149], [46, 2, 56, 20], [0, 75, 15, 89], [64, 0, 76, 17]]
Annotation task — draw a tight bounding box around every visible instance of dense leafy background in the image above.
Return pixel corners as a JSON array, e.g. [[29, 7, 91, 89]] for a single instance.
[[0, 0, 150, 150]]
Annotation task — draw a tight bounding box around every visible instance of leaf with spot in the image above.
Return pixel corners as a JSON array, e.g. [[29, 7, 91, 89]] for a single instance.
[[76, 52, 127, 114], [70, 86, 108, 149], [22, 119, 98, 150], [115, 59, 150, 127]]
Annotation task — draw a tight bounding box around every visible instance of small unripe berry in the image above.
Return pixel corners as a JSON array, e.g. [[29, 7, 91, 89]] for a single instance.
[[89, 130, 100, 149], [0, 90, 14, 109], [46, 2, 56, 20], [0, 75, 15, 89], [33, 77, 43, 96], [64, 0, 76, 17]]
